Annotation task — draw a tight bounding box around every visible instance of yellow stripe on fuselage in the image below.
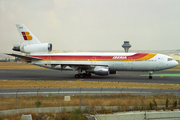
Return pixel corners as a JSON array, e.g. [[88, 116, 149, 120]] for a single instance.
[[136, 53, 157, 61]]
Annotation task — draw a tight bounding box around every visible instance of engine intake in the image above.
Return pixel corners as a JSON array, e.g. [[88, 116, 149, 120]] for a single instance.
[[12, 43, 22, 51]]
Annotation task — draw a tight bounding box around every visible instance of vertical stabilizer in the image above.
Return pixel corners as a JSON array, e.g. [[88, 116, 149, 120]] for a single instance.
[[16, 24, 41, 44]]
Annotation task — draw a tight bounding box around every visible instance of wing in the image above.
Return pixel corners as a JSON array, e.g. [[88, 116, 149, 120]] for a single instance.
[[45, 63, 108, 70], [5, 53, 42, 60], [6, 53, 108, 70]]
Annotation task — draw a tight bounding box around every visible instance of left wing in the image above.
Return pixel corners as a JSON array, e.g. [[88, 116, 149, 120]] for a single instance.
[[5, 53, 42, 60]]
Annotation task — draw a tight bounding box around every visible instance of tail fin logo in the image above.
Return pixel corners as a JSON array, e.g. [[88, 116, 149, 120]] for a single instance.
[[21, 32, 33, 40]]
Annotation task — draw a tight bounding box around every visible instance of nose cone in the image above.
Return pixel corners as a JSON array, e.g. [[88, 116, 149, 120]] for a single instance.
[[174, 61, 179, 67], [166, 60, 178, 69], [171, 60, 179, 68]]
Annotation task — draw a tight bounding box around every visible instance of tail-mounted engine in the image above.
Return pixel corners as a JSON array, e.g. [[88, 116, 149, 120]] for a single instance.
[[12, 43, 52, 53]]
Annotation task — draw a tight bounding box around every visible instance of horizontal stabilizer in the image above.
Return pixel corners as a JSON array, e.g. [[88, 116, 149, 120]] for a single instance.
[[5, 53, 42, 60]]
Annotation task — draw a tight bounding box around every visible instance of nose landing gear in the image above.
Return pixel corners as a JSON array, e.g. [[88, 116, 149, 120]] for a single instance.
[[148, 71, 153, 79]]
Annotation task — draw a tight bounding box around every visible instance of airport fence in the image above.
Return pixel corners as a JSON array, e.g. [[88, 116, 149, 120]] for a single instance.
[[0, 88, 180, 112]]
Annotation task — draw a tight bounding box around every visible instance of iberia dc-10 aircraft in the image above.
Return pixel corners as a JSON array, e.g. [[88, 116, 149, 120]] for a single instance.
[[6, 24, 178, 79]]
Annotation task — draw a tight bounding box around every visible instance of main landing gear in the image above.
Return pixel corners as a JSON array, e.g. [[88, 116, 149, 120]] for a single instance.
[[148, 71, 153, 79], [75, 68, 91, 78], [74, 73, 91, 78]]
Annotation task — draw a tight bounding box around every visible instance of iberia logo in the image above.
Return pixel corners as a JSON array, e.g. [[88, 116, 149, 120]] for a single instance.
[[21, 32, 33, 40], [112, 56, 127, 59]]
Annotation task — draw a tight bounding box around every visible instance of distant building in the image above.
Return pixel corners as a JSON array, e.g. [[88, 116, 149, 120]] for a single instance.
[[0, 57, 21, 62]]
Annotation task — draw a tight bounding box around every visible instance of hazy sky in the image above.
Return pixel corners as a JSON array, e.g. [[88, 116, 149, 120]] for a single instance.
[[0, 0, 180, 55]]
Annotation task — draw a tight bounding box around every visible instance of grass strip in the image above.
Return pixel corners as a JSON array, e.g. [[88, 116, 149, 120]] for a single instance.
[[0, 93, 179, 111]]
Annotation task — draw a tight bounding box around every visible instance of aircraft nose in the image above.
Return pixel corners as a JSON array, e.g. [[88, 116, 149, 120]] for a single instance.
[[166, 60, 178, 69], [171, 60, 179, 68], [174, 61, 179, 67]]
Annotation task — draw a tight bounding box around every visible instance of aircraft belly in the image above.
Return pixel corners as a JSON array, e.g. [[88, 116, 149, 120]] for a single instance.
[[114, 61, 153, 71], [132, 61, 154, 71], [113, 62, 134, 71]]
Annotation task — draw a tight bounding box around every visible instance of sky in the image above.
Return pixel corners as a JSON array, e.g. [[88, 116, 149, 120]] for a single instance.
[[0, 0, 180, 56]]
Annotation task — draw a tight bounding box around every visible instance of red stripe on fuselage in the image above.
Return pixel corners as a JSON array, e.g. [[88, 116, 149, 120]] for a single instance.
[[30, 55, 113, 60]]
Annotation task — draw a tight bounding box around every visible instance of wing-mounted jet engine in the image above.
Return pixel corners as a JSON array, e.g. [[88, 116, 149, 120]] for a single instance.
[[94, 66, 109, 75]]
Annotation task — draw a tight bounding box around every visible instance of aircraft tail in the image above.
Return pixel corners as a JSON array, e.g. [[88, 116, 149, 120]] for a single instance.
[[12, 24, 52, 53], [16, 24, 41, 44]]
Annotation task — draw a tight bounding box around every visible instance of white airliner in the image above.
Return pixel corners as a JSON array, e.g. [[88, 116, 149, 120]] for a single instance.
[[6, 24, 178, 79]]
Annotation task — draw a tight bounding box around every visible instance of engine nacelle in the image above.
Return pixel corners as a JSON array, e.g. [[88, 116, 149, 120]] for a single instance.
[[94, 66, 109, 75], [12, 43, 52, 53], [12, 42, 22, 51]]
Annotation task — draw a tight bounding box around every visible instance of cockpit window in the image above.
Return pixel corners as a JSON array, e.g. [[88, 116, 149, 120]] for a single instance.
[[168, 58, 173, 61]]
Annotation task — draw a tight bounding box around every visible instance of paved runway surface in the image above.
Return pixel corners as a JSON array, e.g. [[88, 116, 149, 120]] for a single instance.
[[0, 69, 179, 84], [1, 88, 180, 97]]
